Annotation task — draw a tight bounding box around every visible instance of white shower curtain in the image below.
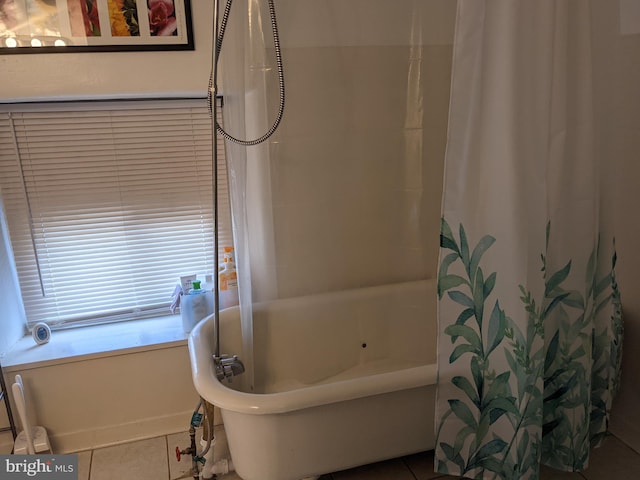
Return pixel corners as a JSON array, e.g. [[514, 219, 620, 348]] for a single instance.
[[436, 1, 623, 478], [216, 0, 285, 392]]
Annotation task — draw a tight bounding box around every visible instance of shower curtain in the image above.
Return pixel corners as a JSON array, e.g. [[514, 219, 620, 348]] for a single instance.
[[217, 0, 455, 393], [436, 1, 623, 478], [216, 0, 282, 392]]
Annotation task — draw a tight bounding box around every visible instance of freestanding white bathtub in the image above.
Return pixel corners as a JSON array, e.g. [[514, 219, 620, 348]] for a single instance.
[[188, 279, 437, 480]]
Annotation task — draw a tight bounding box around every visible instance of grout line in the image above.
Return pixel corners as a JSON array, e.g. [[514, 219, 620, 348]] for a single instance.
[[611, 432, 640, 457], [88, 449, 94, 480], [165, 435, 170, 480], [400, 456, 419, 480], [82, 430, 640, 480]]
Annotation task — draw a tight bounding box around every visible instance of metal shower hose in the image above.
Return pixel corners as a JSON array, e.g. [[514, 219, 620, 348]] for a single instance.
[[207, 0, 285, 360], [208, 0, 286, 146]]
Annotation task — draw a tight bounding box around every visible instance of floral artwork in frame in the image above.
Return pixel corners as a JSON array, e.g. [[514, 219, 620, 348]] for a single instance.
[[0, 0, 193, 53]]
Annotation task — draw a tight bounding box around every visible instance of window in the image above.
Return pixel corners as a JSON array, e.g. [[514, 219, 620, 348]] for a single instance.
[[0, 98, 232, 329]]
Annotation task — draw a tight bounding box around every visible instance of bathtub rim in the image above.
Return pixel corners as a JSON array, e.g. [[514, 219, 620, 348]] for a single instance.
[[188, 309, 437, 415]]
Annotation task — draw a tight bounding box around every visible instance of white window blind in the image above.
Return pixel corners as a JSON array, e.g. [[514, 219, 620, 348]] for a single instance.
[[0, 98, 233, 329]]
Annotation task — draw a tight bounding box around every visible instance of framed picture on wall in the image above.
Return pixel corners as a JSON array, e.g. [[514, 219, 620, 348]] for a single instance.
[[0, 0, 194, 53]]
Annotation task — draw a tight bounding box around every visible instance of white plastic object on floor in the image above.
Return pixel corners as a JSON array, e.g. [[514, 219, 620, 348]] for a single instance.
[[11, 374, 52, 454], [199, 437, 236, 479], [203, 458, 234, 477]]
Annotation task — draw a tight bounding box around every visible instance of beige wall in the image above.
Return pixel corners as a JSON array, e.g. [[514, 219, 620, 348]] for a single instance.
[[264, 0, 456, 298], [0, 2, 213, 101], [1, 346, 200, 454], [592, 1, 640, 453], [268, 44, 452, 298]]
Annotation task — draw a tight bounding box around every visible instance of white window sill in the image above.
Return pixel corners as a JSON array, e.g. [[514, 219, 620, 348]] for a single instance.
[[1, 315, 190, 372]]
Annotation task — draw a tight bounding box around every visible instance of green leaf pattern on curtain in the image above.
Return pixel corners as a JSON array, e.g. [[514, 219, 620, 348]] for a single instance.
[[436, 219, 623, 479]]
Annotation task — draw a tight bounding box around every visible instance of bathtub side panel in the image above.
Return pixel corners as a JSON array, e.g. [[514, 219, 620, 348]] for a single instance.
[[221, 385, 436, 480]]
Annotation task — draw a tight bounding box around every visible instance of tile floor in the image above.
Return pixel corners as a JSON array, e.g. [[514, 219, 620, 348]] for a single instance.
[[73, 428, 640, 480]]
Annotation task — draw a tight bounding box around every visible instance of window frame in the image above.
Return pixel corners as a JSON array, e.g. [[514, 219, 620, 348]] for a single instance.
[[0, 97, 232, 330]]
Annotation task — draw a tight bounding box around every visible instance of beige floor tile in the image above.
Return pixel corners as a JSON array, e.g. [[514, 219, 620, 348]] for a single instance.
[[417, 435, 640, 480], [90, 436, 169, 480], [402, 450, 442, 480], [581, 435, 640, 480], [80, 430, 640, 480], [332, 457, 416, 480], [167, 431, 195, 480], [539, 465, 586, 480], [423, 467, 585, 480], [403, 456, 587, 480], [76, 450, 92, 480], [217, 472, 244, 480]]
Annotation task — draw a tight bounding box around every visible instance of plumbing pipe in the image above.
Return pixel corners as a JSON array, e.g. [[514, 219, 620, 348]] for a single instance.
[[211, 0, 221, 362], [189, 426, 199, 480], [198, 399, 214, 458]]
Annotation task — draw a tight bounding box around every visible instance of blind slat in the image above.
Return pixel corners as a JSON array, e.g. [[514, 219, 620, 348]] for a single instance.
[[0, 99, 233, 329]]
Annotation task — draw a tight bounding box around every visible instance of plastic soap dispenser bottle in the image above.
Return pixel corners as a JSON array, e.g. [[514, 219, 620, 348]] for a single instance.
[[219, 247, 239, 309], [181, 280, 214, 333]]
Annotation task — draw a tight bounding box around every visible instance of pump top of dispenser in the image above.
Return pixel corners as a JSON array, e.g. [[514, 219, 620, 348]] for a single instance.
[[222, 246, 235, 261], [190, 280, 202, 293]]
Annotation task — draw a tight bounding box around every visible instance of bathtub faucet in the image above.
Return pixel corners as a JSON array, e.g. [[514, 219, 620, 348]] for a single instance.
[[214, 354, 245, 382]]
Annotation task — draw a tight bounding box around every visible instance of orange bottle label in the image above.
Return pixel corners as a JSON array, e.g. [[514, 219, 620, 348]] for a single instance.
[[220, 271, 237, 291]]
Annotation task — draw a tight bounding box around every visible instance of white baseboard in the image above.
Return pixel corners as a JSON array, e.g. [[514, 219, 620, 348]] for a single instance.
[[1, 410, 195, 454], [0, 431, 14, 454], [58, 410, 198, 454], [0, 404, 225, 455]]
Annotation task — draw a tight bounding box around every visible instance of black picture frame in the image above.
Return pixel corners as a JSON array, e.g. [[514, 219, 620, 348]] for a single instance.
[[0, 0, 194, 54]]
